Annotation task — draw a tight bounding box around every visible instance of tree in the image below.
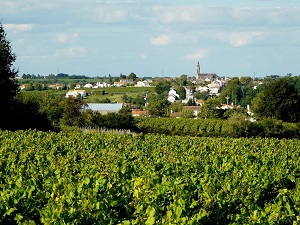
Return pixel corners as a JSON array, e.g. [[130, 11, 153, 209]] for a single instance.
[[194, 90, 210, 101], [119, 73, 126, 80], [148, 99, 170, 117], [198, 97, 224, 119], [0, 22, 19, 109], [219, 77, 242, 106], [155, 80, 171, 96], [121, 94, 128, 103], [251, 79, 300, 122], [60, 97, 86, 127], [171, 102, 184, 112], [127, 72, 137, 81], [177, 86, 186, 100]]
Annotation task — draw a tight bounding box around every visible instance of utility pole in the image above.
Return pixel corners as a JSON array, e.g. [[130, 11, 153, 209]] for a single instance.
[[145, 90, 148, 117]]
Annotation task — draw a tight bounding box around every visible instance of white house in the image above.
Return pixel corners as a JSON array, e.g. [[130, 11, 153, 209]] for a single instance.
[[196, 86, 209, 92], [83, 83, 93, 88], [96, 82, 110, 88], [66, 90, 87, 99], [208, 80, 222, 96], [167, 89, 179, 103], [135, 81, 151, 87]]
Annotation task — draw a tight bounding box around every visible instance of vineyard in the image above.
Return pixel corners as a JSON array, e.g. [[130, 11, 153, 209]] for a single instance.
[[1, 130, 300, 224]]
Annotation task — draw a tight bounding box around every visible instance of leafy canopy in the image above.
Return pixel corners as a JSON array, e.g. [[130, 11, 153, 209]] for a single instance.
[[251, 79, 300, 123], [0, 21, 19, 108]]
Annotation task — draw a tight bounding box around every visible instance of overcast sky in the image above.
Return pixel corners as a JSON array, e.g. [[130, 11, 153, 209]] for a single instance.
[[1, 0, 300, 78]]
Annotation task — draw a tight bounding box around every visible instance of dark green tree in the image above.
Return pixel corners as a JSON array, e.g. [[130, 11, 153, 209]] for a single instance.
[[176, 74, 188, 86], [148, 99, 170, 117], [154, 80, 171, 96], [194, 90, 210, 101], [177, 86, 186, 100], [219, 77, 242, 105], [251, 79, 300, 122], [0, 22, 19, 110], [127, 72, 137, 81], [198, 97, 224, 119], [60, 97, 86, 127]]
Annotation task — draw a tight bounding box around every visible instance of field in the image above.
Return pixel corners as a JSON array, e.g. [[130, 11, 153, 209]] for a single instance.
[[1, 129, 300, 224], [20, 86, 156, 103]]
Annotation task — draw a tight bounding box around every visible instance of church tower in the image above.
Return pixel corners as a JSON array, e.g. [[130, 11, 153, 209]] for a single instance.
[[196, 61, 201, 79]]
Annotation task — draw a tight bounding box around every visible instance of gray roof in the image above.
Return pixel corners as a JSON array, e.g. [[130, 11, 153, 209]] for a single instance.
[[86, 103, 123, 111]]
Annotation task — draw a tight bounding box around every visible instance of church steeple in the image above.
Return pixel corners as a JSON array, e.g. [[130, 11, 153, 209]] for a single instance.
[[196, 61, 201, 79]]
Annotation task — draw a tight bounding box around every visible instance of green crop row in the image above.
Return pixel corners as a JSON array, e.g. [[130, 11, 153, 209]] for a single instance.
[[135, 117, 300, 139], [1, 130, 300, 224]]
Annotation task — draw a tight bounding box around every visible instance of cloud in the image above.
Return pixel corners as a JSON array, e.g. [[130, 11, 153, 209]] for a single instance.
[[180, 49, 210, 60], [153, 5, 230, 24], [3, 24, 33, 32], [82, 3, 134, 23], [55, 33, 80, 44], [232, 6, 300, 26], [216, 32, 266, 47], [55, 47, 86, 58], [150, 34, 172, 46]]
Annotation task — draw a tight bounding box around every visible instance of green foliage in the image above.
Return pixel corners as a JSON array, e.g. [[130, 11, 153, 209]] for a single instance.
[[60, 97, 86, 127], [1, 130, 300, 223], [127, 72, 137, 81], [252, 79, 300, 123], [0, 22, 19, 114], [198, 97, 224, 119], [219, 77, 243, 105], [227, 112, 251, 137], [194, 90, 209, 101], [136, 117, 300, 139], [171, 102, 184, 112], [154, 80, 171, 96], [83, 109, 137, 131], [177, 86, 186, 100], [148, 99, 170, 117], [180, 108, 195, 118]]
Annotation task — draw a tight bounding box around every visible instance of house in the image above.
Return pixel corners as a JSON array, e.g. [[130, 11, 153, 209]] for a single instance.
[[207, 80, 222, 96], [114, 82, 125, 87], [182, 87, 194, 104], [85, 103, 123, 114], [49, 84, 64, 90], [83, 83, 93, 88], [95, 82, 111, 88], [195, 99, 204, 106], [132, 109, 147, 117], [135, 81, 151, 87], [196, 86, 209, 92], [66, 90, 87, 99], [220, 104, 240, 110], [167, 89, 179, 103]]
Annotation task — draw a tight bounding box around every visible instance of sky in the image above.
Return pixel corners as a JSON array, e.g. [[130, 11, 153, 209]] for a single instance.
[[1, 0, 300, 78]]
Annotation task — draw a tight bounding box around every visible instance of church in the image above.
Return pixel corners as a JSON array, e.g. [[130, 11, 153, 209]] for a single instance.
[[195, 61, 218, 83]]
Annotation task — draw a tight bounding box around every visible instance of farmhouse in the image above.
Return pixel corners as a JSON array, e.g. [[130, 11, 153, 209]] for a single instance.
[[65, 90, 87, 99]]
